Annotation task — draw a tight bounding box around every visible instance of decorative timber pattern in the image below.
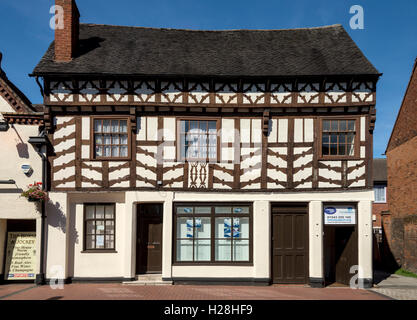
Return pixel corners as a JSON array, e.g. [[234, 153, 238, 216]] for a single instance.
[[45, 79, 376, 108], [49, 114, 370, 192]]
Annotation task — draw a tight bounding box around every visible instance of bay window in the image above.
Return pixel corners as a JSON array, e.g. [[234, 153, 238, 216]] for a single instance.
[[174, 204, 252, 264]]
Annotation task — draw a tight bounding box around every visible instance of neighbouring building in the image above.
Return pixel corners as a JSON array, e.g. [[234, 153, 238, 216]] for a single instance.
[[0, 52, 45, 284], [384, 57, 417, 273], [372, 158, 387, 268], [26, 0, 380, 287]]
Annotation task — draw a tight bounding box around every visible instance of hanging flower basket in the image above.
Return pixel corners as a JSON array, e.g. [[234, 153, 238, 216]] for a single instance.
[[21, 182, 48, 202]]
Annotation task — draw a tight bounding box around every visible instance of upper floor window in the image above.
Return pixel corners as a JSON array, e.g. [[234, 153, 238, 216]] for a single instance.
[[374, 185, 387, 203], [93, 118, 130, 159], [321, 119, 357, 157], [178, 119, 218, 162]]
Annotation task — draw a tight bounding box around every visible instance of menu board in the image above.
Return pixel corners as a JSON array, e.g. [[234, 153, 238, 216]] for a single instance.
[[4, 232, 36, 280]]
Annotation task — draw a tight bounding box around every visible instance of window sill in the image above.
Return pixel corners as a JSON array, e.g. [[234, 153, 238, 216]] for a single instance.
[[318, 156, 362, 161], [173, 262, 253, 266], [81, 250, 118, 254], [374, 201, 387, 204]]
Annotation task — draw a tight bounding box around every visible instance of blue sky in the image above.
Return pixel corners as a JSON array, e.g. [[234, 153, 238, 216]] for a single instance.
[[1, 0, 416, 157]]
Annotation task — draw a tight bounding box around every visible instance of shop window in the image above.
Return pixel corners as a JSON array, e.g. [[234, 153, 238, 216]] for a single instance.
[[321, 119, 358, 158], [92, 118, 130, 159], [374, 185, 387, 203], [178, 119, 218, 162], [174, 204, 252, 264], [84, 204, 116, 251]]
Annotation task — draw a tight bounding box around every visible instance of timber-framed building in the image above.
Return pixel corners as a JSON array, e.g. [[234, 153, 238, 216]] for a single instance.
[[26, 0, 380, 287]]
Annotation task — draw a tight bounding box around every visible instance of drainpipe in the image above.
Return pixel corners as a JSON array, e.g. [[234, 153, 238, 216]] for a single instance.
[[28, 131, 49, 286]]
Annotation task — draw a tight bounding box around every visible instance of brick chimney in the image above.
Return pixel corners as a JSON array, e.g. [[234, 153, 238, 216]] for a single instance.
[[54, 0, 80, 62]]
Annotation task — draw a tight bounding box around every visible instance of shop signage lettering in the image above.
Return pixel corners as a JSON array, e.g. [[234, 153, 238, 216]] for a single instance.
[[4, 232, 36, 280]]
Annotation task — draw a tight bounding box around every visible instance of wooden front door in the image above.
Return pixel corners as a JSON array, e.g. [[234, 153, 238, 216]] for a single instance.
[[271, 204, 309, 284], [136, 204, 163, 274]]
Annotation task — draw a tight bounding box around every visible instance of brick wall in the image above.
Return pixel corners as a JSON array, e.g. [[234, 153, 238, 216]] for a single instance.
[[373, 202, 388, 228], [386, 135, 417, 273], [54, 0, 79, 62]]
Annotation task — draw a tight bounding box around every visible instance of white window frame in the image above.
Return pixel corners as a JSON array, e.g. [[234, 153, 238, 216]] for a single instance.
[[373, 184, 387, 203]]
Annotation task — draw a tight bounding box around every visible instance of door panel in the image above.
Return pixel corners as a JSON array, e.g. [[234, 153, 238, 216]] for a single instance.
[[272, 205, 308, 284], [136, 204, 163, 274]]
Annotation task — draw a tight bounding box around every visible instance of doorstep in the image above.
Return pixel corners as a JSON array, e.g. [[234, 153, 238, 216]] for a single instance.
[[123, 274, 172, 286]]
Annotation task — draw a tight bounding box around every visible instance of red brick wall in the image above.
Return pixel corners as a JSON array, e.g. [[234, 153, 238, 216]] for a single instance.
[[386, 135, 417, 272], [387, 59, 417, 152], [373, 202, 388, 228]]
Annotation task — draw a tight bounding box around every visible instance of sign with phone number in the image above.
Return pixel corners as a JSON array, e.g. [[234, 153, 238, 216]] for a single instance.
[[324, 206, 356, 225]]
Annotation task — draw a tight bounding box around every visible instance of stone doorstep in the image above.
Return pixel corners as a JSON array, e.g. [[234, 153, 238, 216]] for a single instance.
[[122, 274, 173, 286]]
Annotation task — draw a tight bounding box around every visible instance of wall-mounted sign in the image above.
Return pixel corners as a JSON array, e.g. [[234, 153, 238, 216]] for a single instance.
[[4, 232, 36, 280], [324, 205, 356, 225]]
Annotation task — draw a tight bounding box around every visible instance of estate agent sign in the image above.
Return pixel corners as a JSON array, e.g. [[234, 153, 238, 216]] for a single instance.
[[4, 232, 36, 280], [324, 205, 356, 225]]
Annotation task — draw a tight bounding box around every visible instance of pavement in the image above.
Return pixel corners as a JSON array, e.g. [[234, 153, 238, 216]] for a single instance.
[[371, 270, 417, 300], [0, 283, 386, 300]]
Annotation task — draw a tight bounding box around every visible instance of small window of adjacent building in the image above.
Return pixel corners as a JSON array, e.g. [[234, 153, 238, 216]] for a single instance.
[[174, 204, 252, 264], [321, 119, 357, 157], [84, 204, 116, 251], [374, 185, 387, 203], [178, 120, 218, 162], [93, 118, 129, 159]]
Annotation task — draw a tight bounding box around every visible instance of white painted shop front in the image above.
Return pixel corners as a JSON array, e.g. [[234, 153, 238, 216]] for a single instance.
[[45, 190, 373, 287]]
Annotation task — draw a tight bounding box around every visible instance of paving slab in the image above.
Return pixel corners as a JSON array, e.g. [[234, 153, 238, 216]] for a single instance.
[[371, 272, 417, 300], [0, 283, 387, 300]]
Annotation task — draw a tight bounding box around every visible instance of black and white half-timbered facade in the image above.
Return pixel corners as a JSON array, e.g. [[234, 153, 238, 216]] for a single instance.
[[28, 0, 380, 287]]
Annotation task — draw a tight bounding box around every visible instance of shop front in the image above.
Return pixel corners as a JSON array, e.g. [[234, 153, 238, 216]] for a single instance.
[[44, 190, 373, 288]]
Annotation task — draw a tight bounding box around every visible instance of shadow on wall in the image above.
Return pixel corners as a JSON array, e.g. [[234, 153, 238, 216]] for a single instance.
[[16, 143, 29, 159], [379, 218, 400, 273], [46, 201, 79, 244]]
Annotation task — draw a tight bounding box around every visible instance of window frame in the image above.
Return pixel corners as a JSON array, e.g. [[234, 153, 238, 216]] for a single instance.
[[373, 184, 387, 203], [319, 117, 360, 160], [173, 202, 253, 266], [176, 118, 221, 163], [90, 116, 132, 161], [83, 203, 117, 253]]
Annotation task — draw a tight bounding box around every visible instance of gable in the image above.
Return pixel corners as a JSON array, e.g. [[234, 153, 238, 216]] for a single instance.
[[387, 58, 417, 152]]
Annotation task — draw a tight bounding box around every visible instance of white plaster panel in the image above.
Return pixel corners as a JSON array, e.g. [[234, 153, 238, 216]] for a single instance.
[[81, 145, 89, 159], [294, 119, 304, 142], [54, 167, 75, 180], [53, 153, 75, 166], [278, 119, 288, 143], [294, 168, 313, 182], [111, 181, 130, 188], [54, 125, 76, 140], [304, 119, 314, 142], [267, 155, 287, 168], [163, 146, 176, 160], [221, 119, 235, 143], [361, 117, 366, 141], [82, 117, 90, 140], [268, 119, 277, 143], [54, 139, 75, 153], [267, 169, 286, 182], [361, 146, 366, 158], [163, 118, 176, 141], [251, 119, 262, 144], [221, 147, 234, 162], [319, 168, 342, 180], [147, 117, 158, 141], [137, 117, 147, 141], [109, 167, 130, 181], [240, 119, 251, 143], [294, 154, 313, 168], [81, 168, 102, 181]]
